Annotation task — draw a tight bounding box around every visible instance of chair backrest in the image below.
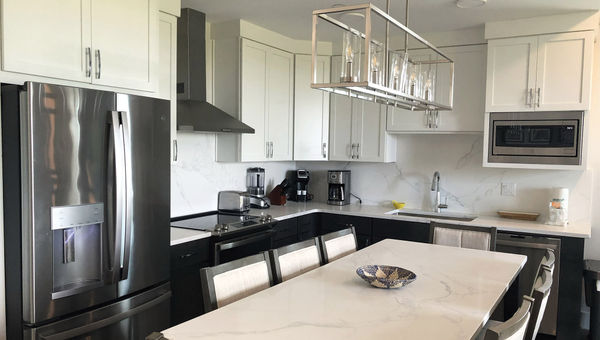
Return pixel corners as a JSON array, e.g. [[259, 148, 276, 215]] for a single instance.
[[430, 222, 497, 251], [319, 226, 357, 263], [485, 295, 534, 340], [200, 252, 274, 312], [270, 237, 323, 283], [541, 249, 555, 275], [525, 266, 553, 340]]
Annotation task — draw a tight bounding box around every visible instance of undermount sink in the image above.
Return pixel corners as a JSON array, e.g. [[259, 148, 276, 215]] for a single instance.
[[385, 209, 477, 222]]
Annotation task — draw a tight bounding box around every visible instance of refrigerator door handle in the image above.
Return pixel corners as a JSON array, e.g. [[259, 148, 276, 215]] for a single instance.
[[109, 111, 127, 283], [120, 110, 133, 281], [37, 291, 171, 340]]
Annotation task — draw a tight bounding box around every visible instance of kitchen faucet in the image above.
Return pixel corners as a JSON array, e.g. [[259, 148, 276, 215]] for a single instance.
[[431, 171, 448, 213]]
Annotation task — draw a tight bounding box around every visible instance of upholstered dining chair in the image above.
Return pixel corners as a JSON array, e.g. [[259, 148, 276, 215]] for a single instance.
[[200, 252, 274, 312], [319, 226, 358, 263], [525, 266, 553, 340], [479, 295, 534, 340], [269, 237, 323, 283], [430, 221, 497, 251], [539, 248, 555, 276]]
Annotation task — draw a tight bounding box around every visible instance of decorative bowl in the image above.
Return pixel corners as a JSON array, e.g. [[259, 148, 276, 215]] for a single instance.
[[356, 265, 416, 289]]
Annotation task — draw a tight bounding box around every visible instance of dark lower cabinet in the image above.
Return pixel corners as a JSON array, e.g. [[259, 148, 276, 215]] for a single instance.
[[298, 213, 320, 241], [272, 218, 299, 248], [320, 213, 372, 249], [371, 218, 429, 244], [170, 238, 210, 326]]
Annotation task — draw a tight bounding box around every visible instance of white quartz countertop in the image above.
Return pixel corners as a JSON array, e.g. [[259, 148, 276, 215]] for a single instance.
[[250, 201, 591, 238], [162, 239, 527, 340], [170, 227, 211, 246]]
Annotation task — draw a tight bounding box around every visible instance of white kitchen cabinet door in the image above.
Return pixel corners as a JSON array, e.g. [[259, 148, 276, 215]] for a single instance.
[[355, 100, 386, 162], [1, 0, 92, 82], [329, 93, 354, 161], [158, 12, 177, 163], [294, 54, 331, 161], [535, 31, 594, 111], [91, 0, 158, 91], [240, 39, 269, 162], [486, 36, 537, 112], [267, 49, 294, 161]]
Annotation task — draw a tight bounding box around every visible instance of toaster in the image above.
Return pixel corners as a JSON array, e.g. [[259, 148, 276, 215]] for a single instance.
[[218, 191, 250, 213]]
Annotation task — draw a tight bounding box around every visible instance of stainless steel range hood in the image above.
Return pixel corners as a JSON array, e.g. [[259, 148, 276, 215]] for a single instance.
[[177, 8, 254, 134]]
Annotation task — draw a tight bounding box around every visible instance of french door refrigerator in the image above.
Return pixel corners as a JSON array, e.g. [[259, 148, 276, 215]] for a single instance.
[[2, 82, 171, 339]]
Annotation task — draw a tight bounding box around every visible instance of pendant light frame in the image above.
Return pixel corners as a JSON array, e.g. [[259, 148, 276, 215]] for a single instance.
[[311, 2, 454, 111]]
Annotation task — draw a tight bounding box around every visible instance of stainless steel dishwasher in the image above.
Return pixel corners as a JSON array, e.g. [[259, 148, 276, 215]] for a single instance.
[[496, 232, 561, 336]]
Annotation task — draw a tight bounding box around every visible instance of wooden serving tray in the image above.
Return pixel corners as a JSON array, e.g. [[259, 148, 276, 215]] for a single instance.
[[497, 211, 540, 221]]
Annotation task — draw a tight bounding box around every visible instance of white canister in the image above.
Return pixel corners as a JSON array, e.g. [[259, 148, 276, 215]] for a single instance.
[[547, 187, 569, 226]]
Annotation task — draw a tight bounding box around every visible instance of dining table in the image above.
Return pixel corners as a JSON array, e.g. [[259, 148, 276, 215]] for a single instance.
[[161, 239, 527, 340]]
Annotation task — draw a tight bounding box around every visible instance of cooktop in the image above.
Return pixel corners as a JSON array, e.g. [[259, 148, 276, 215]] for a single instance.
[[171, 212, 274, 237]]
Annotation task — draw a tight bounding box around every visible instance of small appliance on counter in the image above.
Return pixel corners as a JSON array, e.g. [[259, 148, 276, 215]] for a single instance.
[[217, 191, 250, 213], [246, 167, 270, 209], [287, 169, 312, 201], [328, 170, 351, 205]]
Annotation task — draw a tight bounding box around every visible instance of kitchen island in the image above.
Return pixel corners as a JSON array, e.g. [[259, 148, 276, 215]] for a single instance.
[[162, 239, 526, 340]]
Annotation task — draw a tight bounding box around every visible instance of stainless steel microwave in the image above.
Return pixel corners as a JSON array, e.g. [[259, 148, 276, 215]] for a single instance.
[[488, 111, 584, 165]]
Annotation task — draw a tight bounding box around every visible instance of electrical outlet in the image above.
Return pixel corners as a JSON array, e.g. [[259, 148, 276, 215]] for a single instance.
[[501, 183, 517, 197]]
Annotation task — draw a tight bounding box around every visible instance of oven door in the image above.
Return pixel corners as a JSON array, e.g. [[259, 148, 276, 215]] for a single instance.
[[489, 111, 583, 165], [212, 228, 275, 265]]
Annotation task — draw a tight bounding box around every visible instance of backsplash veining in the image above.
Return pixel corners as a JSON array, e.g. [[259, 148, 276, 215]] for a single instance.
[[297, 134, 593, 223], [171, 132, 295, 217]]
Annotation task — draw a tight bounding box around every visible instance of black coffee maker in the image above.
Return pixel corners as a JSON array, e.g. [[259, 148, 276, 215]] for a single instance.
[[287, 169, 311, 201]]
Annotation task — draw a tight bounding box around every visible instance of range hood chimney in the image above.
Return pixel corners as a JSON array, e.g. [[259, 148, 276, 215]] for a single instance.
[[177, 8, 254, 134]]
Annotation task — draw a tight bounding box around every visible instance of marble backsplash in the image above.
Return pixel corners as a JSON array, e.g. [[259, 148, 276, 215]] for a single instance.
[[297, 134, 593, 223], [172, 132, 593, 223], [171, 132, 296, 217]]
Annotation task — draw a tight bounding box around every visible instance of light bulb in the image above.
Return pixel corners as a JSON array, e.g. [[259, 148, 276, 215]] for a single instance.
[[345, 44, 353, 61]]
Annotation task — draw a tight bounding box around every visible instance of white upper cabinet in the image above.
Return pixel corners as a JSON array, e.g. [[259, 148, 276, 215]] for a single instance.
[[0, 0, 158, 92], [216, 38, 294, 162], [535, 31, 594, 111], [240, 39, 269, 162], [486, 36, 537, 112], [329, 55, 395, 163], [91, 0, 158, 91], [388, 44, 486, 133], [486, 31, 594, 112], [1, 0, 92, 82], [158, 11, 178, 163], [294, 54, 330, 161], [267, 49, 294, 161]]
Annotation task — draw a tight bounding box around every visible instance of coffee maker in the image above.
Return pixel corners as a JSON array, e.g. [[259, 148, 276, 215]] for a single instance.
[[327, 170, 351, 205], [246, 167, 270, 208], [295, 169, 310, 201]]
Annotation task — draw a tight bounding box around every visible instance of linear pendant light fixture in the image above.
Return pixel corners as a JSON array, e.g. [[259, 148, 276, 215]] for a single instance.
[[310, 0, 454, 111]]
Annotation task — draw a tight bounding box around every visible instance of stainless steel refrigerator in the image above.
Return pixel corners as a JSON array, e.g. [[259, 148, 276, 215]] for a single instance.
[[2, 82, 171, 339]]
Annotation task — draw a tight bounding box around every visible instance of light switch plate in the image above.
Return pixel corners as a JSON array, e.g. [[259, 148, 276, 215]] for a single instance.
[[501, 183, 517, 197]]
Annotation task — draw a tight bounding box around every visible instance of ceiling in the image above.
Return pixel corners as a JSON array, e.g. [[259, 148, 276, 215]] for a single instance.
[[181, 0, 599, 39]]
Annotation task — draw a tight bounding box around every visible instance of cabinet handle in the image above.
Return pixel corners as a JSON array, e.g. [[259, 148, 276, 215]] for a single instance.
[[322, 142, 327, 158], [434, 111, 439, 129], [266, 141, 269, 158], [350, 143, 356, 159], [270, 142, 274, 158], [173, 140, 178, 162], [85, 47, 92, 77], [356, 143, 360, 159], [95, 49, 102, 79], [537, 88, 541, 108], [526, 88, 533, 107]]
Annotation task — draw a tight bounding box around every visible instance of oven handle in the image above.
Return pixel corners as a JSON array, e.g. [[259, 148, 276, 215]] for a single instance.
[[216, 229, 276, 251]]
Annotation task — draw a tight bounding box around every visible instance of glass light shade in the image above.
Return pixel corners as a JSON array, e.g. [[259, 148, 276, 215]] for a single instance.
[[340, 30, 361, 82], [388, 51, 408, 92], [370, 43, 384, 85]]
